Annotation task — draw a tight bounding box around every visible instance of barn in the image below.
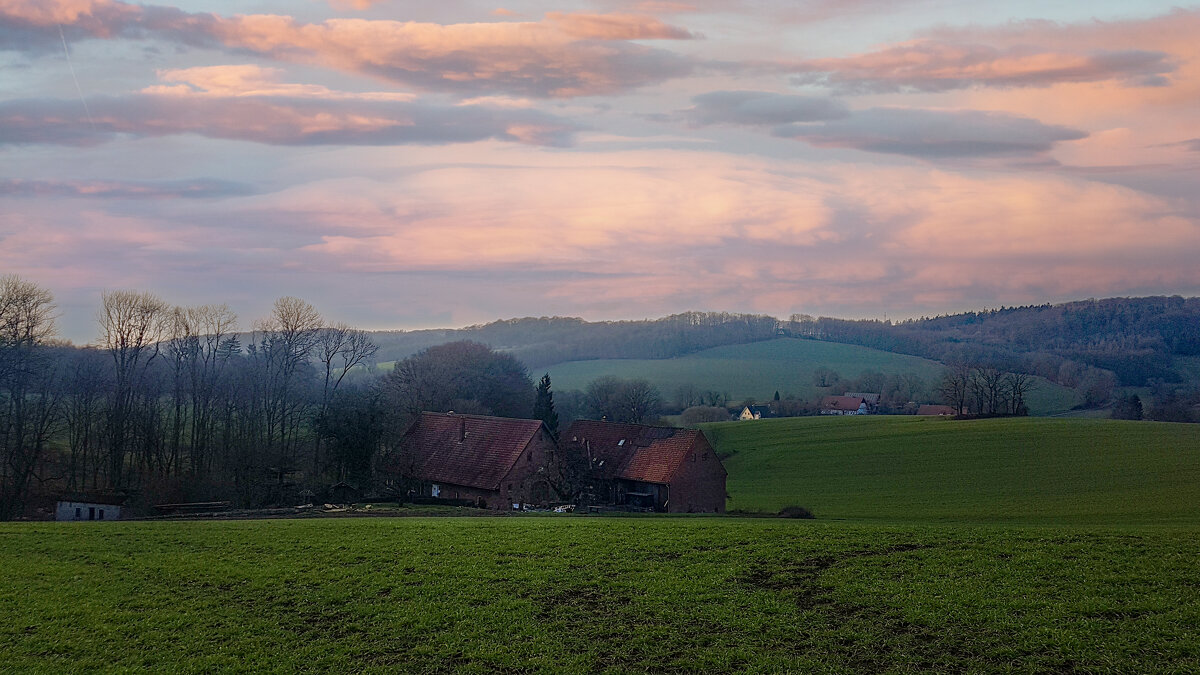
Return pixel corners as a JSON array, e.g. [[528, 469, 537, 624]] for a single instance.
[[388, 412, 560, 510], [563, 420, 726, 513]]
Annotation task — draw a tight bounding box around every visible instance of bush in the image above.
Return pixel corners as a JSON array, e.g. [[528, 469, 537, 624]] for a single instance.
[[680, 405, 732, 425], [778, 505, 815, 519]]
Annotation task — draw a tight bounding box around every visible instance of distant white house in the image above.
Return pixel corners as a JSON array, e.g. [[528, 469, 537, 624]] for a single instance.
[[738, 405, 773, 420], [56, 501, 122, 521]]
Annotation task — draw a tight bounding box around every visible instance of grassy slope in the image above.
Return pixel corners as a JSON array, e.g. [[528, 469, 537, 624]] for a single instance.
[[2, 518, 1198, 673], [704, 416, 1200, 524], [547, 338, 1078, 415]]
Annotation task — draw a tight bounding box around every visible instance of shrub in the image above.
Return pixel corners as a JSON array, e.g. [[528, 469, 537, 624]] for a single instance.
[[778, 505, 815, 519]]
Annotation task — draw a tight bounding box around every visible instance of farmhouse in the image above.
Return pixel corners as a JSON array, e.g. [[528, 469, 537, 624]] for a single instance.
[[820, 395, 869, 415], [563, 420, 726, 513], [388, 412, 559, 509]]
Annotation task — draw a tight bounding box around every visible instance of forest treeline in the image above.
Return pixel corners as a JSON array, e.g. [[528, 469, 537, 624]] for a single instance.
[[788, 296, 1200, 389], [370, 312, 781, 368]]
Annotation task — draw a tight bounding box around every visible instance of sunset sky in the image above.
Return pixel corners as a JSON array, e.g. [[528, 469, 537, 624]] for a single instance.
[[2, 0, 1198, 342]]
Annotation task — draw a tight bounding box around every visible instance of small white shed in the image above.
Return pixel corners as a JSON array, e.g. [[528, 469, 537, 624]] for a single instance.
[[56, 501, 122, 521]]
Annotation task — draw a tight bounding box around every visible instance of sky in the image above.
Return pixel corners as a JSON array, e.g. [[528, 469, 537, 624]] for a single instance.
[[2, 0, 1198, 343]]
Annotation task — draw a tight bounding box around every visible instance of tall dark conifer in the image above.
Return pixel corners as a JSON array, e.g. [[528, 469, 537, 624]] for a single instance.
[[534, 373, 559, 438]]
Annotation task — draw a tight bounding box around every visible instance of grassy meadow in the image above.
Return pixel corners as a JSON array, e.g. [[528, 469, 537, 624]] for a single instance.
[[546, 338, 1079, 415], [3, 517, 1199, 673], [707, 415, 1200, 524], [4, 415, 1199, 672]]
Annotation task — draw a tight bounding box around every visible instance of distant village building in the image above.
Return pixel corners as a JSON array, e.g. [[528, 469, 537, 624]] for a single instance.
[[563, 420, 726, 513], [917, 404, 958, 416], [55, 497, 124, 521], [843, 392, 881, 413], [388, 412, 560, 509], [819, 396, 869, 415], [737, 405, 773, 420]]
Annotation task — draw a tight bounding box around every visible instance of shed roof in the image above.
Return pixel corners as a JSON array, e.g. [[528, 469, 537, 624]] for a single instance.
[[401, 412, 544, 491], [564, 420, 717, 485]]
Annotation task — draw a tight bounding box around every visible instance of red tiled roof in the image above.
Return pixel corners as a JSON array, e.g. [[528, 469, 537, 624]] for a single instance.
[[820, 396, 866, 411], [564, 420, 713, 485], [401, 412, 544, 490]]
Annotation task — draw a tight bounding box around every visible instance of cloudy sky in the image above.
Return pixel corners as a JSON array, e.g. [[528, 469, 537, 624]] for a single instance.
[[2, 0, 1198, 342]]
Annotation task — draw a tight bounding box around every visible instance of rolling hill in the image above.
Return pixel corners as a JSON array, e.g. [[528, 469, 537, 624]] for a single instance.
[[546, 338, 1079, 415], [702, 416, 1200, 525]]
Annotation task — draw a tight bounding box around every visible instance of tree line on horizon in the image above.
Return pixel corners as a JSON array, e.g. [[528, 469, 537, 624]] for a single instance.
[[4, 277, 1198, 519]]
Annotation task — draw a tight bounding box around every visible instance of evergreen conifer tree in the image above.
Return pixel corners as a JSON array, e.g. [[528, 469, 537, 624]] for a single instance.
[[534, 373, 559, 437]]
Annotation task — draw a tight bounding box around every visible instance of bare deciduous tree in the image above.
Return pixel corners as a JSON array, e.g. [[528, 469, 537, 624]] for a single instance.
[[0, 276, 60, 519], [99, 290, 169, 486], [314, 323, 377, 473]]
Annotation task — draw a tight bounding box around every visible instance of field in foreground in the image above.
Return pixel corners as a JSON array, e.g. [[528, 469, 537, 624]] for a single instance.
[[2, 517, 1198, 673], [707, 416, 1200, 524], [545, 338, 1078, 415]]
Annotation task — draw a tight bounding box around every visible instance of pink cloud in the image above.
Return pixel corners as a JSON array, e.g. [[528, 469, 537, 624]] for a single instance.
[[143, 64, 415, 101], [544, 12, 695, 40], [792, 8, 1195, 97], [256, 153, 1199, 316], [5, 147, 1198, 335], [327, 0, 386, 10], [1, 1, 697, 97], [0, 70, 578, 147], [793, 42, 1173, 93]]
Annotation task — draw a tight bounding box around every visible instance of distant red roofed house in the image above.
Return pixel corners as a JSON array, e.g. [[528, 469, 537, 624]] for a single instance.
[[843, 392, 881, 413], [820, 396, 869, 415], [917, 404, 958, 416], [386, 412, 560, 509], [563, 420, 726, 513]]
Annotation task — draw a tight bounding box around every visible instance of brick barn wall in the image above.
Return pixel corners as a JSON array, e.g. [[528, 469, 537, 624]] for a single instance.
[[499, 429, 560, 507], [666, 437, 727, 514], [427, 483, 502, 509]]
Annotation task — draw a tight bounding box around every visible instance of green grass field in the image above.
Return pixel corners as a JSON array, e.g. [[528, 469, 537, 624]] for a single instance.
[[2, 517, 1198, 673], [706, 416, 1200, 524], [5, 416, 1199, 672], [546, 338, 1079, 415]]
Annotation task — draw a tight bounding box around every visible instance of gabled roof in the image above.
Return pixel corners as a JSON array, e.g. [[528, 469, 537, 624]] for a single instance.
[[564, 420, 721, 485], [401, 412, 545, 491], [820, 395, 867, 411], [844, 392, 881, 403]]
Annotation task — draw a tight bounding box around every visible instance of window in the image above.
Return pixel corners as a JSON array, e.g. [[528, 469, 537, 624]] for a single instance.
[[618, 439, 625, 446], [75, 507, 81, 519], [99, 509, 105, 520], [88, 507, 95, 521]]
